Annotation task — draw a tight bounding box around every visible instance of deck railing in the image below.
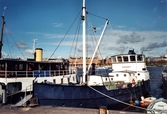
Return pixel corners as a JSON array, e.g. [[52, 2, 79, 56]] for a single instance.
[[0, 69, 71, 78]]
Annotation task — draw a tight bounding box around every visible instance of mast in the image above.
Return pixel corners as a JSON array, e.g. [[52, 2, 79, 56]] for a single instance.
[[0, 16, 5, 58], [82, 0, 86, 83]]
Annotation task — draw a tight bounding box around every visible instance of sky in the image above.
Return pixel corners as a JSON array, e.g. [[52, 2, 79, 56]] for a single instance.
[[0, 0, 167, 59]]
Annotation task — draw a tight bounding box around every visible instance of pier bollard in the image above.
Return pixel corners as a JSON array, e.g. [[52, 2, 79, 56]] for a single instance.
[[99, 106, 107, 114]]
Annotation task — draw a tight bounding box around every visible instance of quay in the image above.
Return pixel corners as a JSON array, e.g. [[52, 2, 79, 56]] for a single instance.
[[0, 105, 146, 114]]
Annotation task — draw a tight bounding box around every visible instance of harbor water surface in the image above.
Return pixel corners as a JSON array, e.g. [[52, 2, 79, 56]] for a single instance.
[[147, 66, 163, 98]]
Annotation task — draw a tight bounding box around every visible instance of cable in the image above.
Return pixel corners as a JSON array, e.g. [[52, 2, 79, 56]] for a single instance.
[[88, 85, 147, 110], [88, 12, 107, 20], [4, 27, 26, 59], [49, 9, 82, 60]]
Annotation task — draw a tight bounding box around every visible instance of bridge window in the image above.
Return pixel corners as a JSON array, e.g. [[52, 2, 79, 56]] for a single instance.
[[117, 56, 122, 62], [137, 55, 143, 61], [123, 56, 128, 62], [130, 56, 136, 61]]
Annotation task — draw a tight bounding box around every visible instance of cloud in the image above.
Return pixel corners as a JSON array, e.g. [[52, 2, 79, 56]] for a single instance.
[[53, 23, 64, 27], [160, 0, 167, 2], [16, 40, 35, 55], [16, 40, 29, 49], [106, 45, 129, 53], [100, 29, 167, 57], [141, 39, 167, 51], [153, 7, 157, 14], [25, 49, 34, 54], [2, 51, 11, 58], [24, 29, 167, 57], [116, 26, 126, 29], [116, 32, 145, 44]]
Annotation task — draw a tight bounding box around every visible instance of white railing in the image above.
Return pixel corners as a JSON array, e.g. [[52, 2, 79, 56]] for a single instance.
[[0, 70, 70, 78]]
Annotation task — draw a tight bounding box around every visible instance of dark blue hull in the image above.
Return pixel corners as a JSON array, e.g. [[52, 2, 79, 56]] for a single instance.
[[162, 76, 167, 99], [33, 80, 150, 108]]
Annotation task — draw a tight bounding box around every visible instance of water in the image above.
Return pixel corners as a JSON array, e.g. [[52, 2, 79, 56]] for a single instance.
[[147, 66, 164, 98]]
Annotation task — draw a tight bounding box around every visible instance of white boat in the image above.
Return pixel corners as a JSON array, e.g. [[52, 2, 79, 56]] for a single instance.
[[140, 96, 156, 108], [147, 98, 167, 114]]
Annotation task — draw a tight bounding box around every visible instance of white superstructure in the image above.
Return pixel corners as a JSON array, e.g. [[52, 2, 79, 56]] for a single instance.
[[109, 50, 150, 84]]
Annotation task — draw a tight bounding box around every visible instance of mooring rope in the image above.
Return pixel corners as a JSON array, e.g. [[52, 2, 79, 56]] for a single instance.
[[88, 86, 147, 110]]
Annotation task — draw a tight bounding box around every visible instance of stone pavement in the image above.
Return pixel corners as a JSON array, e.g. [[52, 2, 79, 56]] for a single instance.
[[0, 105, 146, 114]]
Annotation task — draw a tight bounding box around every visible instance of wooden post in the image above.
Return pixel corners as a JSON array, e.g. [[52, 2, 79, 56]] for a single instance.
[[99, 106, 107, 114]]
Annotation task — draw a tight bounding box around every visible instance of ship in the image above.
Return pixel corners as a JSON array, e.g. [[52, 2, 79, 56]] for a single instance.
[[0, 16, 76, 104], [31, 0, 151, 108]]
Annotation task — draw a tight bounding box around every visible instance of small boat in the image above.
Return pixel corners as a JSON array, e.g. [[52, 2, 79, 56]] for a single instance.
[[147, 98, 167, 114], [31, 0, 151, 108], [140, 96, 156, 108]]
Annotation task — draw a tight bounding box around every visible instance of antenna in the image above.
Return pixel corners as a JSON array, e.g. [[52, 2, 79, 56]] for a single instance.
[[3, 6, 7, 16], [33, 39, 37, 53]]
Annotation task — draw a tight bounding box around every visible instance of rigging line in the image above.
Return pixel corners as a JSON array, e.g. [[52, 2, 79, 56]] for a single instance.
[[88, 15, 104, 60], [48, 9, 82, 60], [87, 11, 107, 20], [69, 26, 77, 57], [4, 27, 26, 59], [86, 15, 97, 57], [88, 86, 147, 110], [87, 15, 98, 53], [86, 14, 104, 62], [87, 15, 108, 73], [70, 20, 79, 57], [88, 14, 106, 60], [3, 33, 12, 58], [73, 23, 81, 66], [69, 17, 81, 58], [35, 9, 83, 77]]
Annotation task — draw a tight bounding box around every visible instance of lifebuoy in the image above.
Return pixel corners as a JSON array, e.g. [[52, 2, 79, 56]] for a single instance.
[[132, 78, 136, 84]]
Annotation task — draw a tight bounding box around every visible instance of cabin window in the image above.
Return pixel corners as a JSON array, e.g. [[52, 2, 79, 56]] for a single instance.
[[112, 57, 116, 63], [15, 64, 18, 70], [117, 56, 122, 62], [7, 82, 22, 92], [130, 56, 136, 61], [137, 55, 143, 61], [0, 64, 5, 70], [19, 64, 23, 70], [28, 63, 34, 71], [123, 56, 128, 62]]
